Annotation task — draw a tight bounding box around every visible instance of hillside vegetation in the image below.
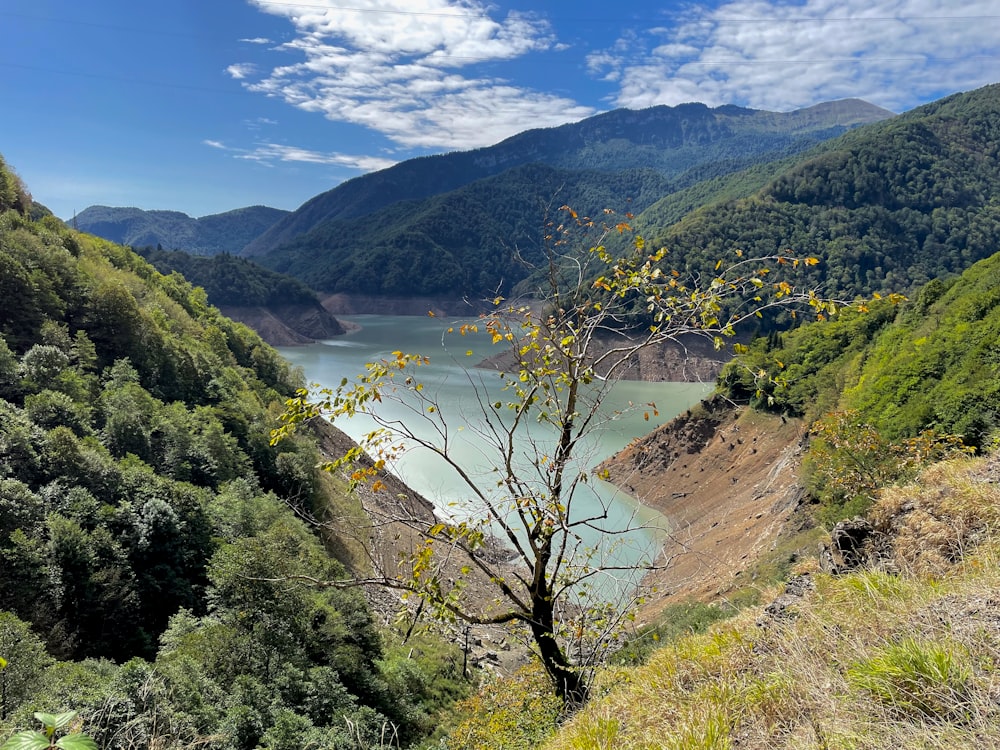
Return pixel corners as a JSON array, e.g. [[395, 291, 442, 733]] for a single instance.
[[0, 154, 467, 749], [246, 100, 888, 297], [137, 247, 323, 308], [255, 163, 675, 296], [655, 84, 1000, 305], [73, 204, 288, 256]]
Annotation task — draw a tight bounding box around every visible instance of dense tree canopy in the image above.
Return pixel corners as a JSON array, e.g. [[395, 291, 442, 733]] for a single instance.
[[653, 85, 1000, 306], [0, 158, 468, 748], [138, 247, 320, 307]]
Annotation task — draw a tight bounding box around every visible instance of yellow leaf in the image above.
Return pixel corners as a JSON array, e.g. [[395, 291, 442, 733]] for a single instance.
[[427, 310, 436, 317]]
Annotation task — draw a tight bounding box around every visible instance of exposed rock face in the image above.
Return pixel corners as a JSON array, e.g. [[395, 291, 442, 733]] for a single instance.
[[757, 573, 816, 628], [819, 517, 877, 574], [478, 333, 731, 382], [598, 395, 808, 618], [218, 303, 346, 346]]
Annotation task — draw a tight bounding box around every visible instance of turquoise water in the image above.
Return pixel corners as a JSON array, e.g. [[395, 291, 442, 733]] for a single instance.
[[277, 314, 712, 575]]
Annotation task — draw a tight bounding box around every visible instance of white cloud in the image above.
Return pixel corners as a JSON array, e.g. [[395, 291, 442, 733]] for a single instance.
[[238, 143, 397, 172], [241, 0, 595, 150], [240, 37, 272, 44], [205, 138, 396, 172], [226, 63, 257, 80], [595, 0, 1000, 112]]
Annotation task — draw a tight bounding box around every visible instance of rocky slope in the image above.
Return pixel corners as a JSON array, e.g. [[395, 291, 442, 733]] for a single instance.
[[218, 302, 347, 345], [599, 395, 808, 619], [309, 420, 531, 673], [477, 332, 732, 382]]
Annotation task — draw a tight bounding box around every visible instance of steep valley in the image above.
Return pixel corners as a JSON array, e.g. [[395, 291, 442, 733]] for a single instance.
[[599, 396, 809, 619]]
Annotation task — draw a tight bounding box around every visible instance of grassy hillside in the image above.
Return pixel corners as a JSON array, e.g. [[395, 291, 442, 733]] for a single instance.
[[0, 154, 466, 749], [542, 453, 1000, 750]]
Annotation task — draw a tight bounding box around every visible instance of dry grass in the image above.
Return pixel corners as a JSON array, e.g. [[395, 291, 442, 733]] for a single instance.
[[543, 453, 1000, 750]]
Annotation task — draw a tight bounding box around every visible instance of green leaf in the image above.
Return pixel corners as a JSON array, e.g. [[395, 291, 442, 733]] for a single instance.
[[0, 731, 50, 750], [55, 737, 98, 750], [32, 713, 59, 731], [51, 713, 77, 731]]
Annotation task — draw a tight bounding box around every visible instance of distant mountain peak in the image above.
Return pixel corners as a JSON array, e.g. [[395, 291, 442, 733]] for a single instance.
[[74, 204, 289, 255], [243, 97, 891, 260]]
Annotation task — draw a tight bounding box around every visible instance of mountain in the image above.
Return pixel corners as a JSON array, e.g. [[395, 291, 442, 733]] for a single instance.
[[137, 247, 346, 344], [0, 152, 468, 747], [244, 99, 891, 298], [245, 98, 890, 256], [256, 162, 676, 297], [648, 84, 1000, 307], [73, 204, 289, 255]]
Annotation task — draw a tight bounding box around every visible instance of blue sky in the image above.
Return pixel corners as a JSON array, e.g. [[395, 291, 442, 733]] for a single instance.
[[2, 0, 998, 220]]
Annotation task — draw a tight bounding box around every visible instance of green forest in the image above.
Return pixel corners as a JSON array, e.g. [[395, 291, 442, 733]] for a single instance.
[[0, 156, 468, 749], [5, 82, 1000, 750], [654, 85, 1000, 302], [136, 248, 321, 308]]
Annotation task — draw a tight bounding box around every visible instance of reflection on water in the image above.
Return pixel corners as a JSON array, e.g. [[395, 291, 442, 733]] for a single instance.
[[277, 314, 712, 578]]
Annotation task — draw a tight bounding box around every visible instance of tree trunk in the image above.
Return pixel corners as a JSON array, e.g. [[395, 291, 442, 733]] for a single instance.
[[530, 595, 589, 707]]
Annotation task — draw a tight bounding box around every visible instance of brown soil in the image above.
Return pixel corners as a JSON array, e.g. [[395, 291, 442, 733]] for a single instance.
[[598, 395, 808, 621]]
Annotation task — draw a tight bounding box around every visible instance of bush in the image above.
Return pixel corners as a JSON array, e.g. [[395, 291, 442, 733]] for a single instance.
[[445, 664, 562, 750]]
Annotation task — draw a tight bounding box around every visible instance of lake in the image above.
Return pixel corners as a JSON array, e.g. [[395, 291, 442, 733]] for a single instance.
[[277, 314, 712, 574]]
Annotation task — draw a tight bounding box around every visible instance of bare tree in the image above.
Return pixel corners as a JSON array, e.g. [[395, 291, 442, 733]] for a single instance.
[[272, 208, 863, 706]]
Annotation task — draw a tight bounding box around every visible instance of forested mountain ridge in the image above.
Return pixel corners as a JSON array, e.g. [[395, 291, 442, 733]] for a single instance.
[[724, 247, 1000, 459], [0, 153, 467, 748], [73, 204, 289, 255], [252, 85, 1000, 311], [651, 84, 1000, 304], [137, 247, 346, 344], [243, 98, 890, 260], [252, 162, 677, 296]]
